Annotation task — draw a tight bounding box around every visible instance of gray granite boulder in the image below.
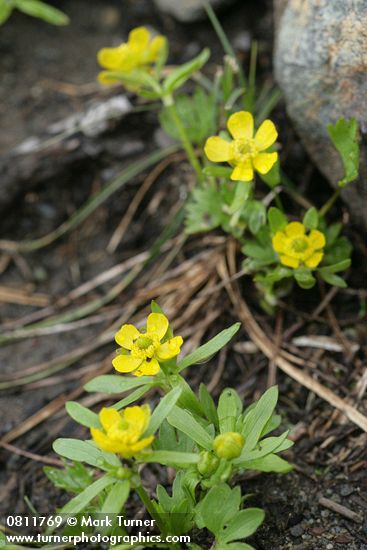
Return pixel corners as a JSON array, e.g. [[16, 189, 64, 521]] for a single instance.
[[153, 0, 235, 22], [274, 0, 367, 229]]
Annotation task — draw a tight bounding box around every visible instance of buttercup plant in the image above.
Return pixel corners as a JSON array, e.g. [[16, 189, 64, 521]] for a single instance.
[[48, 303, 293, 549], [40, 13, 360, 549], [94, 19, 359, 308]]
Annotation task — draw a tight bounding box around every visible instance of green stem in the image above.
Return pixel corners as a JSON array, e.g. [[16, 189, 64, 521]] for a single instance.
[[164, 95, 203, 182], [319, 188, 340, 218], [136, 484, 167, 537]]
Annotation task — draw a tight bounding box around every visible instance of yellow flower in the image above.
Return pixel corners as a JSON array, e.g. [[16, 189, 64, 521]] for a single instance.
[[113, 313, 183, 377], [204, 111, 278, 182], [97, 26, 166, 85], [272, 222, 326, 269], [213, 432, 245, 459], [91, 405, 154, 458]]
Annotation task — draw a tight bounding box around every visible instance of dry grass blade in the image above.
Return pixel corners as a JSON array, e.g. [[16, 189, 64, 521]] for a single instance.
[[0, 285, 49, 307], [219, 243, 367, 432], [0, 441, 62, 467], [108, 151, 187, 253]]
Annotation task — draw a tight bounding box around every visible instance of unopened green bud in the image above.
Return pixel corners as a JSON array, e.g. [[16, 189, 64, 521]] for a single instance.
[[213, 432, 245, 459], [116, 466, 131, 480], [197, 451, 219, 477]]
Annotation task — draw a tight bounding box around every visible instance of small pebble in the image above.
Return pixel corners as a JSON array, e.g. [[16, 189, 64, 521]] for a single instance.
[[340, 484, 354, 497], [326, 544, 333, 550], [290, 524, 304, 537]]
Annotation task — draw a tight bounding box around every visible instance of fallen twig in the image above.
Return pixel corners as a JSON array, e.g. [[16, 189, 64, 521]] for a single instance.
[[319, 496, 362, 523]]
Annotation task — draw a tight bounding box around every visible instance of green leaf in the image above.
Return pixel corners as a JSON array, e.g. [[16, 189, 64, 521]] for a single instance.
[[319, 271, 347, 288], [220, 508, 265, 543], [294, 269, 316, 289], [178, 323, 240, 371], [267, 207, 287, 234], [143, 450, 199, 466], [14, 0, 69, 24], [220, 544, 255, 550], [65, 402, 100, 428], [218, 388, 242, 433], [167, 406, 213, 450], [238, 453, 292, 473], [84, 375, 153, 394], [323, 236, 352, 266], [327, 118, 360, 187], [155, 420, 195, 453], [151, 300, 165, 315], [113, 384, 151, 409], [234, 431, 291, 465], [255, 265, 292, 285], [242, 386, 278, 451], [160, 87, 217, 145], [145, 386, 182, 436], [101, 480, 130, 515], [318, 259, 351, 273], [203, 165, 233, 178], [60, 475, 115, 514], [53, 439, 120, 469], [44, 462, 93, 494], [163, 49, 210, 94], [185, 182, 224, 234], [196, 484, 241, 535], [228, 182, 252, 215], [242, 240, 276, 266], [258, 159, 280, 188], [303, 207, 319, 230], [199, 383, 219, 428], [324, 223, 342, 246], [248, 201, 266, 235], [0, 1, 13, 24]]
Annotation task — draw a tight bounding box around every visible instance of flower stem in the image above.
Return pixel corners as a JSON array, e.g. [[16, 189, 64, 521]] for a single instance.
[[319, 188, 340, 218], [136, 484, 181, 550], [136, 484, 166, 536], [163, 95, 204, 182]]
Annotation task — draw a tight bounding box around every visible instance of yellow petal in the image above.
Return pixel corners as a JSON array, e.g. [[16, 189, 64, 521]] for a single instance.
[[149, 35, 166, 60], [227, 111, 254, 140], [123, 405, 150, 436], [91, 428, 118, 453], [253, 152, 278, 174], [230, 160, 253, 182], [304, 252, 323, 268], [97, 71, 119, 85], [128, 26, 150, 49], [156, 336, 183, 361], [134, 358, 161, 377], [308, 230, 326, 250], [130, 435, 154, 454], [272, 232, 287, 253], [204, 136, 231, 162], [97, 45, 126, 70], [99, 407, 121, 431], [115, 324, 140, 349], [146, 313, 169, 340], [285, 222, 305, 238], [112, 354, 143, 373], [280, 255, 299, 268], [254, 119, 278, 151]]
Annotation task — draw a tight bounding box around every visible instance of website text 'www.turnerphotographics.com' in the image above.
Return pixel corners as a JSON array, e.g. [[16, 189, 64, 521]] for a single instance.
[[3, 514, 191, 546]]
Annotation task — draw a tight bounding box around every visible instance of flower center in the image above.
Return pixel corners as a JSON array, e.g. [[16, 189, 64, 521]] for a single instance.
[[136, 336, 153, 349], [291, 237, 309, 254], [131, 332, 160, 360], [231, 138, 258, 163]]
